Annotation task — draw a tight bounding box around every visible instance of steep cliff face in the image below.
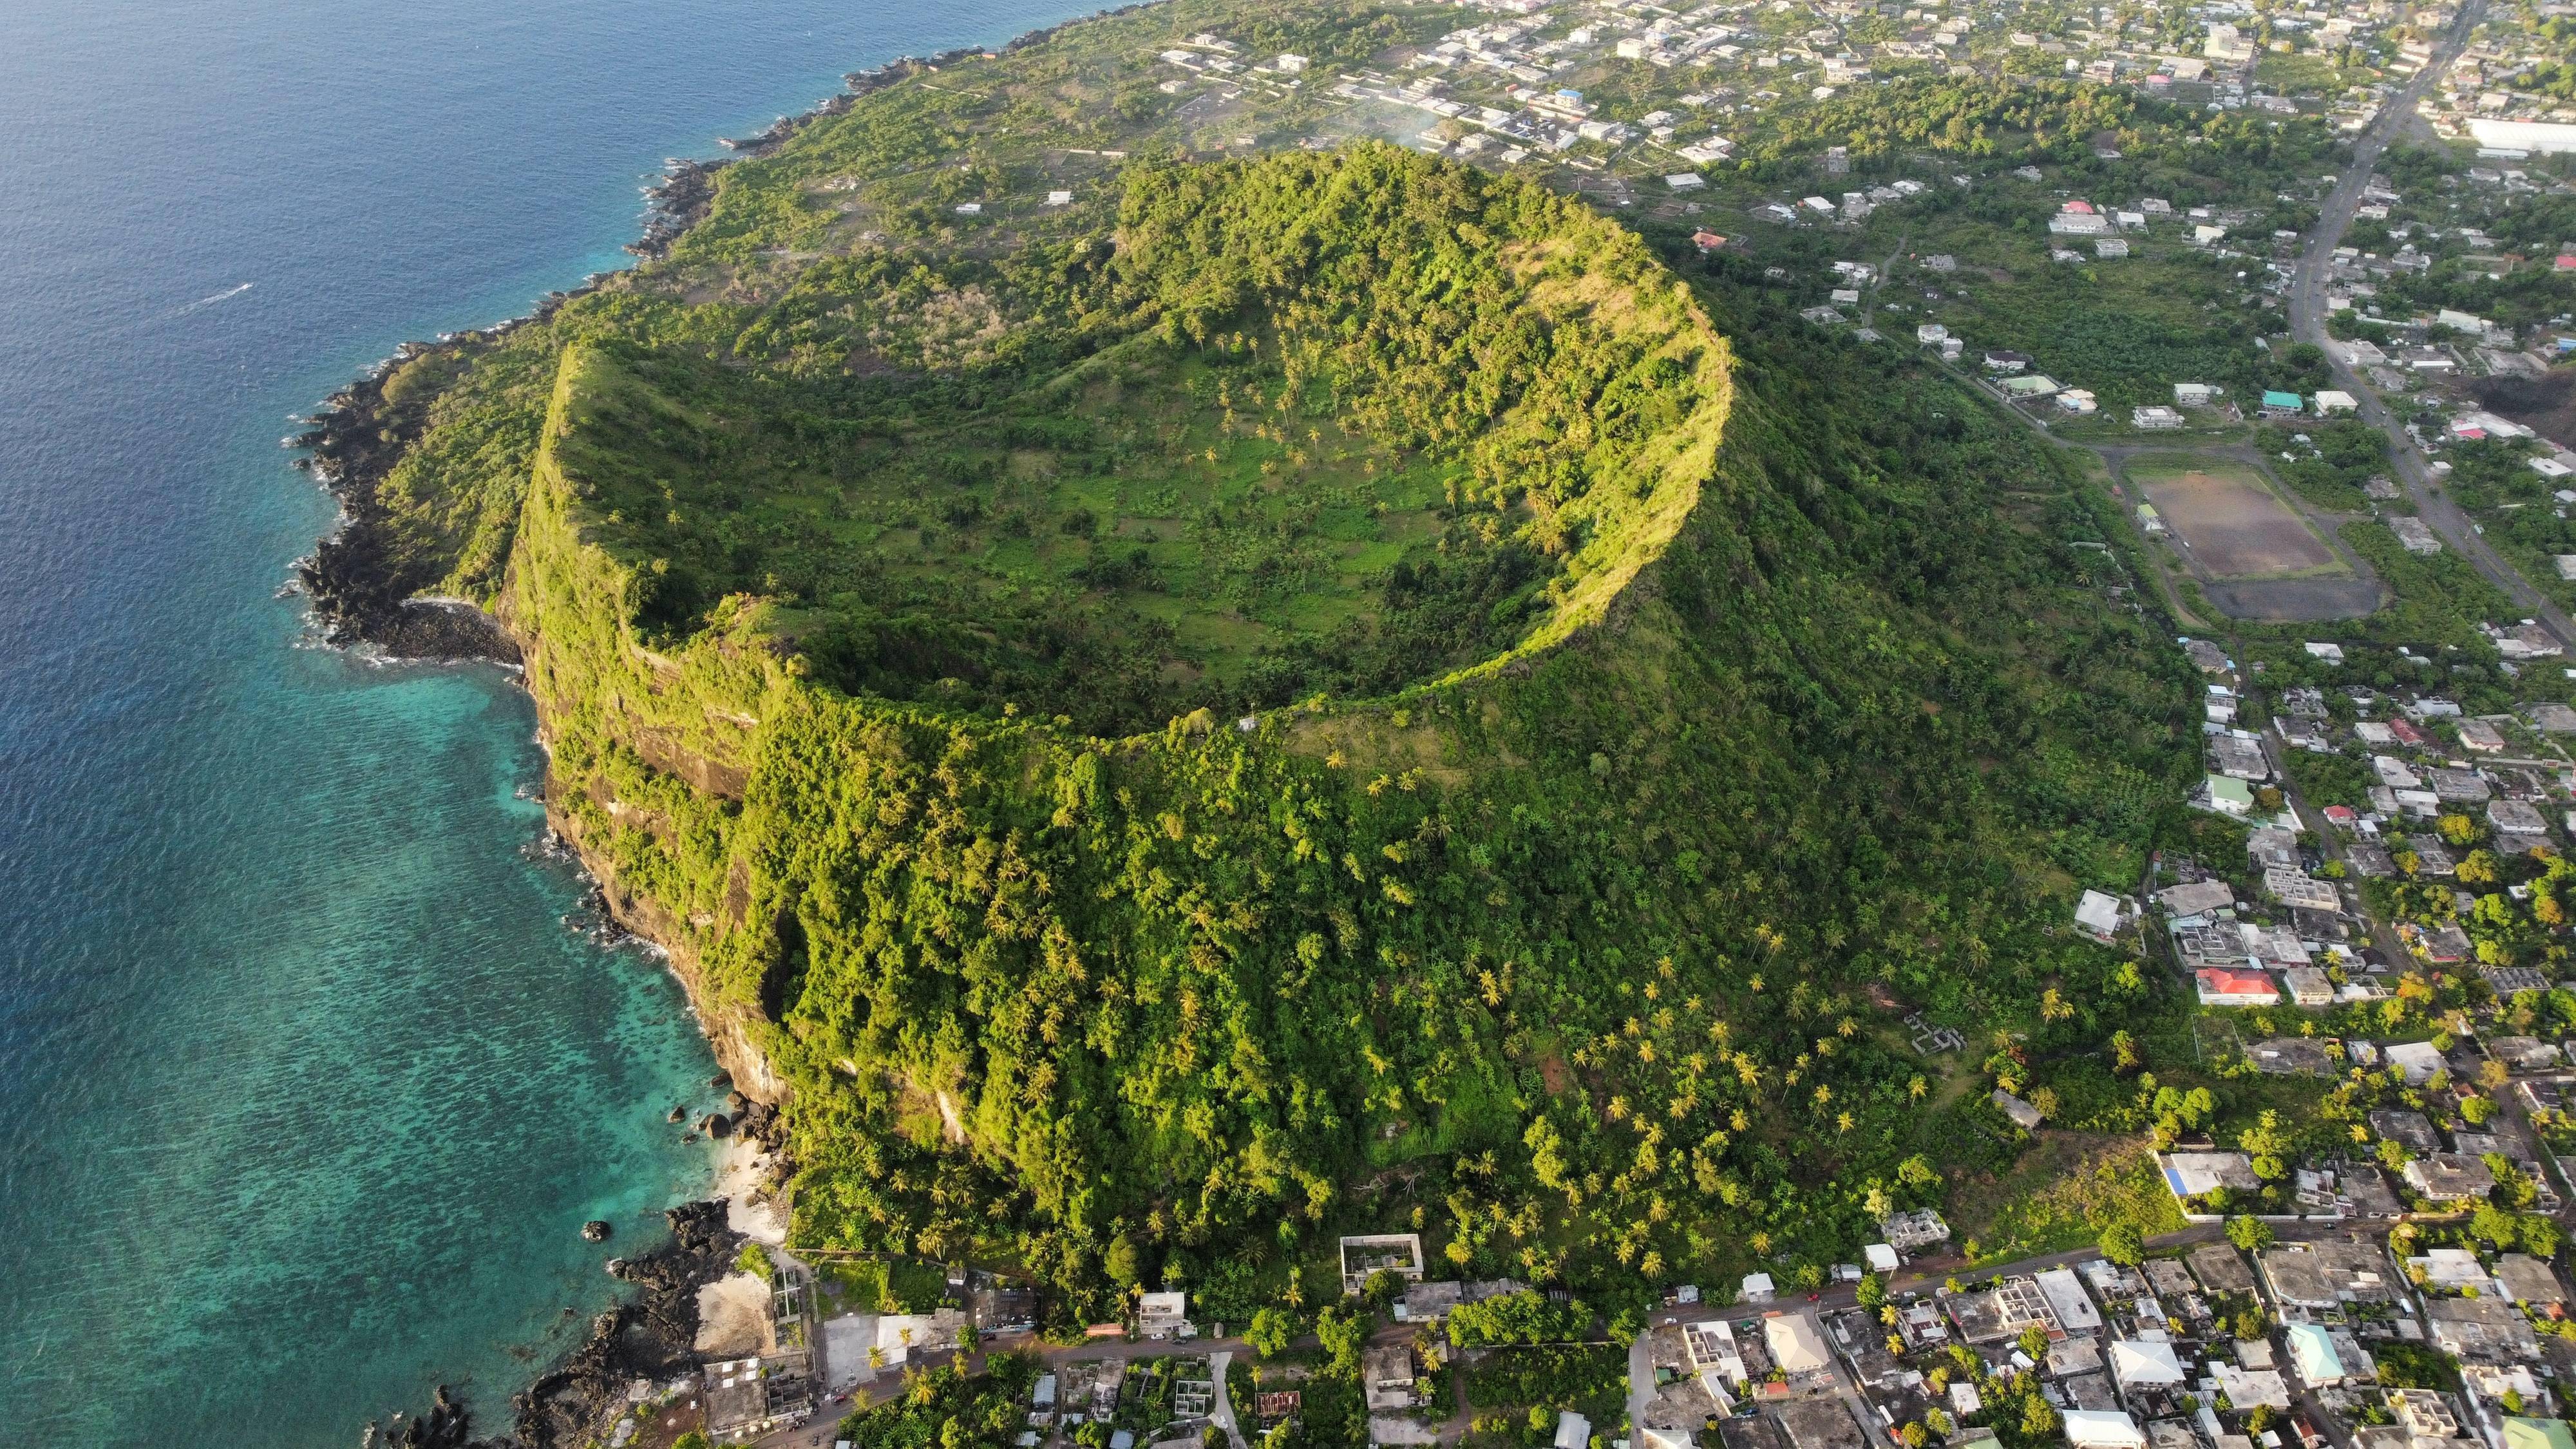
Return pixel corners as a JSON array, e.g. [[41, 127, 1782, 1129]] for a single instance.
[[502, 349, 791, 1099], [359, 145, 2188, 1309], [495, 155, 1741, 1098]]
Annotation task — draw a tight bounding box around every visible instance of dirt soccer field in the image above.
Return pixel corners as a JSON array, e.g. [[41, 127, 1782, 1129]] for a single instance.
[[2134, 462, 2342, 578]]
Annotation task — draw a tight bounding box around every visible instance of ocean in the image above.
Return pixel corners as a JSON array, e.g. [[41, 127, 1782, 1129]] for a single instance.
[[0, 0, 1080, 1441]]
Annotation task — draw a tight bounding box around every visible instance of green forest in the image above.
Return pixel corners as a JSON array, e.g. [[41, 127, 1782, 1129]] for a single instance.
[[310, 8, 2206, 1330]]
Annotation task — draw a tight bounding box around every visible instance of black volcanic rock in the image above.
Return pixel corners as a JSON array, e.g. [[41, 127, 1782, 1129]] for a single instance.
[[513, 1200, 741, 1448]]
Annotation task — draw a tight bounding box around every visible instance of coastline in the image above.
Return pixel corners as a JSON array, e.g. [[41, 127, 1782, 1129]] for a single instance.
[[290, 5, 1135, 654], [298, 8, 1154, 1444]]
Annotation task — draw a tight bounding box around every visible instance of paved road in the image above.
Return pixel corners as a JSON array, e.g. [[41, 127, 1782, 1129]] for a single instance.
[[1209, 1349, 1250, 1449], [2280, 0, 2570, 643], [1625, 1327, 1655, 1446]]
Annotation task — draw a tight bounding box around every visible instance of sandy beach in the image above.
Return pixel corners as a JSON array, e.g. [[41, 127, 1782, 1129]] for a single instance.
[[716, 1135, 788, 1247]]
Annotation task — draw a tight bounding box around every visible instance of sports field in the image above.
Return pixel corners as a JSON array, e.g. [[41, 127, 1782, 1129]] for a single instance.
[[2132, 461, 2344, 579]]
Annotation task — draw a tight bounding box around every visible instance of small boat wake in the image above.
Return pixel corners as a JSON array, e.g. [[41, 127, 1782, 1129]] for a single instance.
[[167, 281, 252, 317]]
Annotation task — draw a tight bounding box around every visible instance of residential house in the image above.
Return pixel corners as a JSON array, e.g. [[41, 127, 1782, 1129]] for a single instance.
[[2159, 880, 2236, 916], [2403, 837, 2456, 875], [2407, 921, 2474, 964], [1639, 1374, 1728, 1449], [2426, 1297, 2541, 1361], [2108, 1339, 2186, 1394], [1400, 1280, 1463, 1323], [2283, 1322, 2354, 1386], [2035, 1268, 2104, 1332], [2064, 1412, 2149, 1449], [1719, 1418, 1792, 1449], [1339, 1235, 1426, 1294], [2391, 1388, 2459, 1441], [1682, 1316, 1750, 1382], [2503, 1423, 2575, 1449], [1881, 1209, 1950, 1254], [2458, 719, 2510, 752], [1764, 1312, 1833, 1379], [2163, 1152, 2262, 1202], [2259, 1240, 2396, 1311], [1363, 1343, 1419, 1411], [2210, 733, 2269, 780], [1897, 1300, 1951, 1350], [1774, 1399, 1869, 1449], [2186, 1243, 2257, 1294], [2197, 969, 2279, 1008], [2075, 889, 2129, 943], [1946, 1275, 2063, 1343], [1139, 1292, 1191, 1340], [2496, 1253, 2568, 1308], [2409, 1247, 2503, 1298], [2211, 1361, 2292, 1410], [2403, 1152, 2497, 1203], [2491, 799, 2550, 838], [2383, 1041, 2449, 1084], [2427, 768, 2494, 804], [2486, 1037, 2561, 1072], [2264, 867, 2340, 911]]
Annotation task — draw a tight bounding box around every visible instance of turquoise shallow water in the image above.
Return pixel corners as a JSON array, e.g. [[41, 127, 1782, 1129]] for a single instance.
[[0, 0, 1079, 1441]]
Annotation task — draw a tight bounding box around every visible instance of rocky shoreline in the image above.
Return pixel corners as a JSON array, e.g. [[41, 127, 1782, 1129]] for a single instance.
[[358, 1193, 763, 1449], [290, 352, 523, 666], [293, 0, 1156, 659], [308, 7, 1172, 1443]]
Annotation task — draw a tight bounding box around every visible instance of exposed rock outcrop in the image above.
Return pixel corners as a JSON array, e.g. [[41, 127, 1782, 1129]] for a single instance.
[[511, 1200, 742, 1449]]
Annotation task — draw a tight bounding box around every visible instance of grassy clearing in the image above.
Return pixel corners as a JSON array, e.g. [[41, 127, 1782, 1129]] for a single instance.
[[542, 147, 1729, 736], [1949, 1133, 2188, 1262]]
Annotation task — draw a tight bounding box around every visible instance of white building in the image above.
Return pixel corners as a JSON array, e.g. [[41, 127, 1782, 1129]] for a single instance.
[[2065, 1411, 2149, 1449], [2110, 1340, 2186, 1389], [2074, 889, 2127, 942], [1139, 1291, 1191, 1339]]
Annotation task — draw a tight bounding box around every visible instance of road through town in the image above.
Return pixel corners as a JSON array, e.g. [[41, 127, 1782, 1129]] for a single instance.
[[757, 1213, 2398, 1449], [2279, 0, 2572, 644]]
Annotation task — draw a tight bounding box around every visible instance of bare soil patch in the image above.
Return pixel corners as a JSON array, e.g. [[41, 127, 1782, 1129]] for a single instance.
[[2202, 576, 2383, 620], [2472, 369, 2576, 451], [2137, 464, 2340, 578]]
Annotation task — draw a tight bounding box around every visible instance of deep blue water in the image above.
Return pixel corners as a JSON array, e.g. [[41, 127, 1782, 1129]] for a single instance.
[[0, 1, 1078, 1442]]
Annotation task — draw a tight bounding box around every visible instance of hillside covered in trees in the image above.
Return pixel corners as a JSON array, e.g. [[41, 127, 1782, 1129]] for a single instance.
[[308, 56, 2197, 1319]]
